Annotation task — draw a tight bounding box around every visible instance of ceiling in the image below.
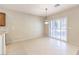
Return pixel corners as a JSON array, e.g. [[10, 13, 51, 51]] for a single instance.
[[0, 4, 78, 16]]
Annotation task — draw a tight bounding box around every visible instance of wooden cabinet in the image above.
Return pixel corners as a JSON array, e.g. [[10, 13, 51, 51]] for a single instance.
[[0, 13, 5, 26]]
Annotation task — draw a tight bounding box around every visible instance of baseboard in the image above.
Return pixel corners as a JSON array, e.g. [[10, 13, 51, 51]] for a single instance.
[[6, 36, 44, 45]]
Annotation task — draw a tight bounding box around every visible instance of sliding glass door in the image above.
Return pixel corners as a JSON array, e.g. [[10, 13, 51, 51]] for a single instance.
[[49, 17, 67, 41]]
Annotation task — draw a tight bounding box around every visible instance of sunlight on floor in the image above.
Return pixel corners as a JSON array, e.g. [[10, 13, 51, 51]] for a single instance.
[[6, 37, 79, 55]]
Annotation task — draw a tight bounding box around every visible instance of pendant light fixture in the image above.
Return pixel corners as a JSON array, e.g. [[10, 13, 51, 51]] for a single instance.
[[44, 8, 48, 24]]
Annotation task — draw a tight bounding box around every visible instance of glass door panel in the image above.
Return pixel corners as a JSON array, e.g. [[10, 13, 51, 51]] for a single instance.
[[49, 17, 67, 41]]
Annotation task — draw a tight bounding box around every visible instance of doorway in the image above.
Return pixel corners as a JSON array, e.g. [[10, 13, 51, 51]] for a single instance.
[[49, 17, 67, 41]]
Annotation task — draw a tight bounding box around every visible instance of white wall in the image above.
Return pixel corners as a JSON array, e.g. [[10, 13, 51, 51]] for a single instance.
[[48, 6, 79, 46], [0, 8, 44, 44]]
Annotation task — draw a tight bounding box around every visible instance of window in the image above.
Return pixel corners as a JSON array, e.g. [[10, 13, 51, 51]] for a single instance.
[[49, 17, 67, 41]]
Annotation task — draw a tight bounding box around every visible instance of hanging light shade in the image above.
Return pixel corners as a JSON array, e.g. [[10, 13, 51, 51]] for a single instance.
[[44, 21, 48, 24], [44, 8, 48, 24]]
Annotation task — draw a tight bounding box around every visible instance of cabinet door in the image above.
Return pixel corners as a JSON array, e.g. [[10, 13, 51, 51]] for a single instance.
[[0, 13, 5, 26]]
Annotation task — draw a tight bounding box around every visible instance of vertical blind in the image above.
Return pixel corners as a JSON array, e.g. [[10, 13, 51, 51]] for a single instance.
[[49, 17, 67, 41]]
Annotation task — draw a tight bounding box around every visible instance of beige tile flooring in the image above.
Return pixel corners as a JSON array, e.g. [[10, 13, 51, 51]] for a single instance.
[[6, 37, 79, 55]]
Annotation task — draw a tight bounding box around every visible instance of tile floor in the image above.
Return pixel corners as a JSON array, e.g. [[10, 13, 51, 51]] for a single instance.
[[6, 37, 79, 55]]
